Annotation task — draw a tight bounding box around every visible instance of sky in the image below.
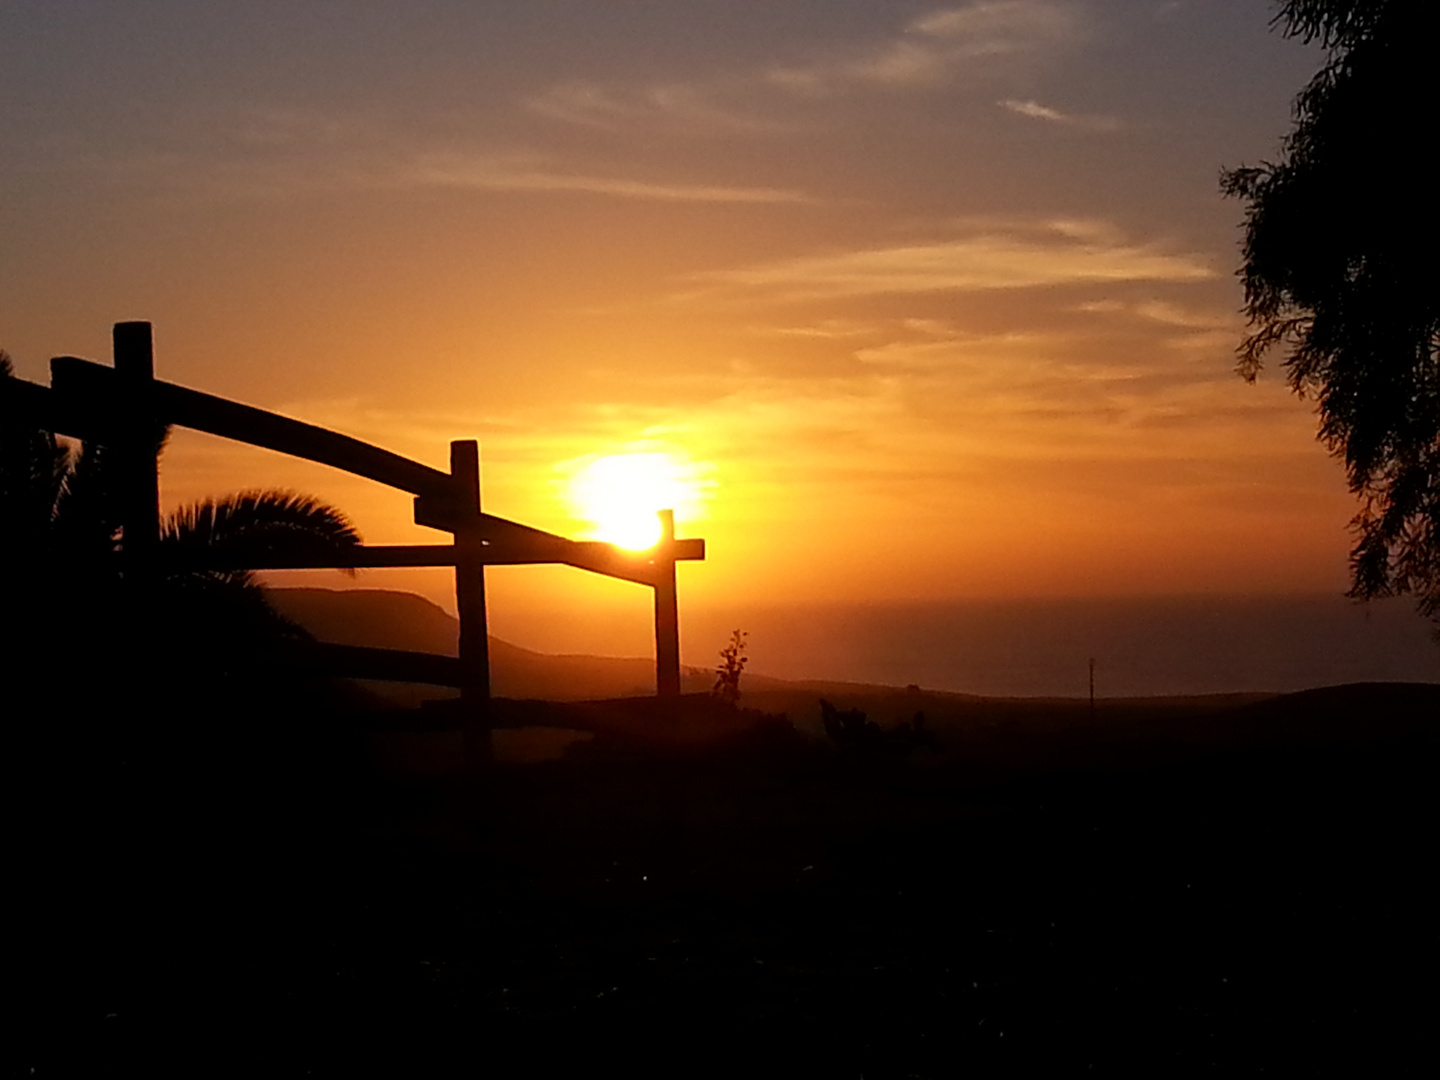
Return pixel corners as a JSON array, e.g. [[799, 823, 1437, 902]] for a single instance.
[[2, 1, 1374, 661]]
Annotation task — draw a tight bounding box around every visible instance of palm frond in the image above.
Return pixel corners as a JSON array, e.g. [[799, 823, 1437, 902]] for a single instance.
[[161, 490, 363, 655], [52, 439, 122, 559], [0, 351, 71, 547], [162, 489, 362, 571]]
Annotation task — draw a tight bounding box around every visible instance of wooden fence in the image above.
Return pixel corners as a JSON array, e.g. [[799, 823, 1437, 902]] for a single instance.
[[8, 321, 705, 768]]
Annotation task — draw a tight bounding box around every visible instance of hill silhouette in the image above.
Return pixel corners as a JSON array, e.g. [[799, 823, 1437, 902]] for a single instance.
[[267, 587, 716, 702], [266, 586, 995, 708], [267, 586, 1435, 780]]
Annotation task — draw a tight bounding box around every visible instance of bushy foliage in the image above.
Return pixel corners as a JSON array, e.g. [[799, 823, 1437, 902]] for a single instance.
[[1221, 0, 1439, 624], [819, 699, 938, 759]]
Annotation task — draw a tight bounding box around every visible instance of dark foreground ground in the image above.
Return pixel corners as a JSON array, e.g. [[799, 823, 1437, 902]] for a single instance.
[[16, 682, 1439, 1077]]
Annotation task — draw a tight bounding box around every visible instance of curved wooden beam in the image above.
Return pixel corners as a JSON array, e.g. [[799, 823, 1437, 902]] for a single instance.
[[51, 356, 453, 497]]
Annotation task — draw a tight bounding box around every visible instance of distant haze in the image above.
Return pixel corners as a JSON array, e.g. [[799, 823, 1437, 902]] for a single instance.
[[272, 587, 1435, 698], [692, 594, 1437, 697]]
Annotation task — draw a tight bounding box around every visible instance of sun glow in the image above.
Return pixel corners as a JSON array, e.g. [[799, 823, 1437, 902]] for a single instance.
[[563, 451, 706, 550]]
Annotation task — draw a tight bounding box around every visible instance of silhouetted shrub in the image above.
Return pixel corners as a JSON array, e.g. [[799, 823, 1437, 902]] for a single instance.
[[820, 700, 939, 759], [712, 629, 748, 706]]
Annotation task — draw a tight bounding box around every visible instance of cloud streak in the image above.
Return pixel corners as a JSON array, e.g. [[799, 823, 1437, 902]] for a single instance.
[[998, 98, 1121, 131], [530, 2, 1084, 137], [768, 1, 1080, 94], [407, 153, 809, 204], [527, 82, 784, 135], [691, 221, 1215, 302], [117, 117, 812, 205]]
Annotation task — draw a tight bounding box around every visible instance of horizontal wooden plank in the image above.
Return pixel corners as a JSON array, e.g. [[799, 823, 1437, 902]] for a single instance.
[[165, 539, 696, 578], [559, 544, 660, 587], [2, 370, 112, 440], [51, 357, 454, 497], [164, 544, 460, 570], [477, 538, 692, 585], [672, 538, 705, 561], [562, 538, 703, 563], [288, 641, 465, 686], [0, 376, 58, 427], [413, 499, 571, 544], [416, 498, 704, 565]]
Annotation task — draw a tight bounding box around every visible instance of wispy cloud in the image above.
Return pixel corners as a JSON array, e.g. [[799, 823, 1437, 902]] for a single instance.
[[689, 220, 1215, 302], [117, 116, 812, 205], [998, 98, 1121, 131], [1131, 300, 1234, 330], [1074, 297, 1241, 349], [527, 84, 632, 129], [527, 82, 784, 134], [854, 329, 1059, 369], [757, 318, 880, 340], [530, 2, 1083, 137], [406, 152, 808, 204], [1082, 298, 1238, 332], [767, 1, 1080, 94]]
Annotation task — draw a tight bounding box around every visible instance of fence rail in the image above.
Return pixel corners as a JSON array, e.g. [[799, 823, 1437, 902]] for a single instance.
[[51, 356, 454, 496], [8, 322, 706, 765]]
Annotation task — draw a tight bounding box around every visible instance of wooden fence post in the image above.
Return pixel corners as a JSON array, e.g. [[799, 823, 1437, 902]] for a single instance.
[[654, 509, 681, 699], [450, 440, 492, 772], [114, 321, 160, 583]]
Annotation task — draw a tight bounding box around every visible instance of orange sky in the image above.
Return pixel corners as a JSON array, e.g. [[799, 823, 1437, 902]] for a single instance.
[[1, 2, 1359, 656]]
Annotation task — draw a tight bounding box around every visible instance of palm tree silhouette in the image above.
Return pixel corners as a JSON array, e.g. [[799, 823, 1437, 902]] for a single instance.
[[2, 350, 360, 697], [7, 352, 372, 980]]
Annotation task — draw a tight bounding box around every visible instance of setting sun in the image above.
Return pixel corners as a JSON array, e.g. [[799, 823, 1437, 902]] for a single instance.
[[563, 451, 706, 550]]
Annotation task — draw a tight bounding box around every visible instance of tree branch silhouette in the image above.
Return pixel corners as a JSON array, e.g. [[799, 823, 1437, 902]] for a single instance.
[[1221, 0, 1439, 625]]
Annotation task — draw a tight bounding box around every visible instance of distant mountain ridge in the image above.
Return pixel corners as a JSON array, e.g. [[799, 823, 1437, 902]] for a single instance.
[[267, 587, 716, 702], [270, 587, 1437, 707], [264, 589, 1438, 765]]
